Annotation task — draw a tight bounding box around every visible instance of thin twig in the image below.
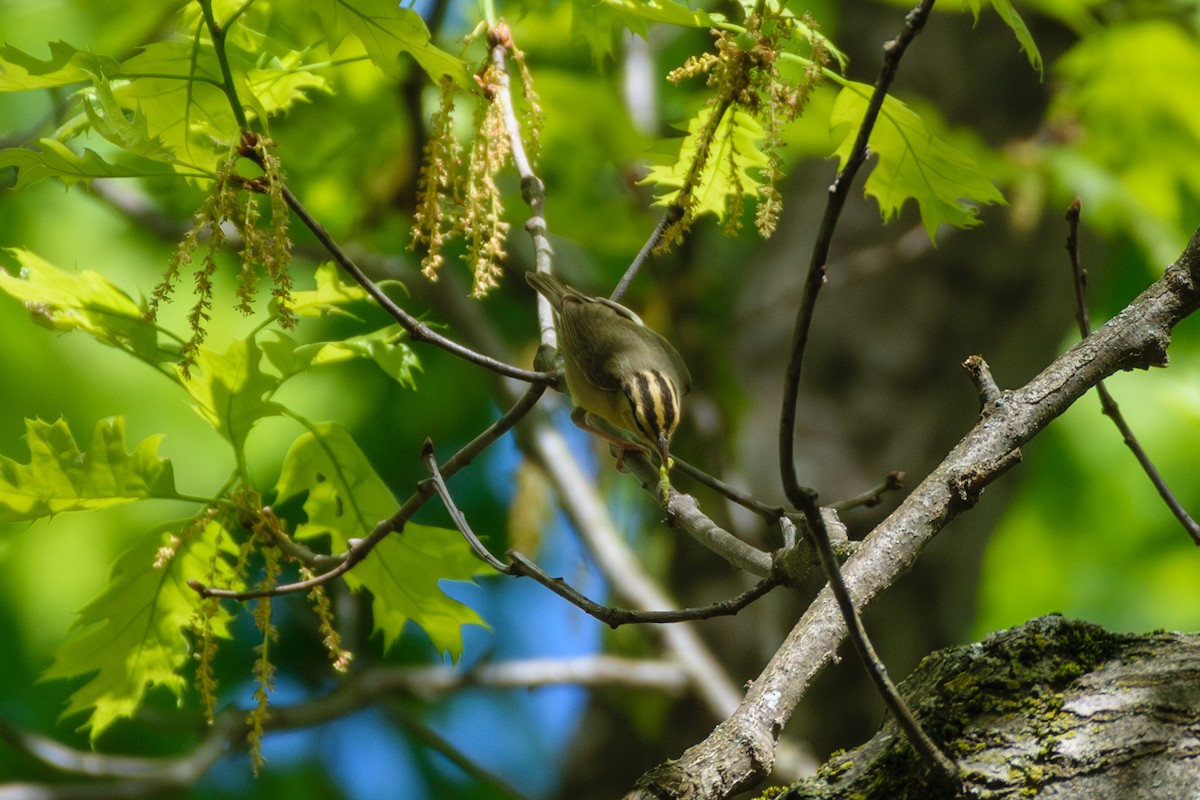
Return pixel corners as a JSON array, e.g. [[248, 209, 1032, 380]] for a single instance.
[[197, 1, 250, 131], [775, 0, 961, 790], [1065, 199, 1200, 546], [420, 439, 518, 575], [507, 552, 783, 626], [619, 450, 778, 576], [611, 204, 685, 303], [275, 180, 551, 384], [422, 437, 784, 625], [830, 470, 906, 513], [191, 384, 548, 600], [795, 487, 960, 791], [672, 456, 787, 522], [779, 0, 934, 501], [963, 354, 1003, 408]]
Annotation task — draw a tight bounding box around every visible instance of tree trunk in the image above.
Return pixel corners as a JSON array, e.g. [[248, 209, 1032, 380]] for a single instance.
[[777, 615, 1200, 800]]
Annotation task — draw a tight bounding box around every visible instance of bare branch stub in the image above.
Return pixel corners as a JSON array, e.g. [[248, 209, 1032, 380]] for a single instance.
[[963, 354, 1002, 409]]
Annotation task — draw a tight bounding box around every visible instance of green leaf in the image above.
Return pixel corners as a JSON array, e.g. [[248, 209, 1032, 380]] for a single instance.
[[0, 139, 191, 189], [0, 417, 178, 524], [262, 327, 420, 387], [275, 423, 486, 659], [350, 526, 488, 658], [0, 249, 176, 365], [276, 423, 394, 547], [1044, 21, 1200, 265], [312, 0, 470, 86], [244, 52, 331, 116], [286, 263, 374, 319], [180, 340, 284, 451], [82, 79, 177, 163], [643, 106, 771, 221], [113, 40, 239, 170], [960, 0, 1043, 74], [42, 522, 235, 741], [0, 41, 117, 91], [830, 82, 1005, 242]]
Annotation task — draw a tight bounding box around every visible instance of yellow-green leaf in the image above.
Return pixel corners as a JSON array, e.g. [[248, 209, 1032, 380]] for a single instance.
[[0, 417, 179, 524], [42, 523, 235, 741], [286, 263, 374, 319], [262, 327, 420, 387], [0, 249, 175, 364], [113, 40, 237, 170], [180, 340, 284, 451], [644, 106, 771, 221], [276, 423, 486, 659], [244, 52, 331, 116], [0, 41, 116, 91], [313, 0, 470, 87], [0, 140, 191, 190], [830, 82, 1005, 242], [350, 526, 488, 658]]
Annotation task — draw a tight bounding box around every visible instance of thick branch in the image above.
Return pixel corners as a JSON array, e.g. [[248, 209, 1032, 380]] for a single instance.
[[783, 616, 1200, 799], [625, 229, 1200, 800]]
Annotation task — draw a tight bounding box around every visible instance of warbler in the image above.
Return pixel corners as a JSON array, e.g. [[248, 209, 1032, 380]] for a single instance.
[[526, 272, 691, 493]]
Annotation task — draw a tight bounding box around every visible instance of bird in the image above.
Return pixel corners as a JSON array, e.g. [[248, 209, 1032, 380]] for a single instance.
[[526, 272, 691, 490]]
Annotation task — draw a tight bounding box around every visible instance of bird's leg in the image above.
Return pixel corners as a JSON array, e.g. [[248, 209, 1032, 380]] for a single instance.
[[569, 407, 649, 471]]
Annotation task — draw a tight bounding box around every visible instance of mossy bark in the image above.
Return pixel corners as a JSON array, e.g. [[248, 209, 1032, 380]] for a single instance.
[[774, 615, 1200, 800]]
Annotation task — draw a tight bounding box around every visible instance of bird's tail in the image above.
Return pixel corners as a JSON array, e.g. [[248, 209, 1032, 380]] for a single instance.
[[525, 271, 570, 310]]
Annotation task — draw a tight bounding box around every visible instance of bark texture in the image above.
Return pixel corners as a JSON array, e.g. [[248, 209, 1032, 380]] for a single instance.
[[778, 615, 1200, 800]]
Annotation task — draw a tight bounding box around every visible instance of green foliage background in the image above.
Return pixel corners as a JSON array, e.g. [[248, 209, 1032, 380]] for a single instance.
[[1, 0, 1199, 797]]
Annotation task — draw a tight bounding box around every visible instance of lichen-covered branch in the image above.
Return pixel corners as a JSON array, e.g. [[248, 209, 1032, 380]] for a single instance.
[[783, 615, 1200, 799]]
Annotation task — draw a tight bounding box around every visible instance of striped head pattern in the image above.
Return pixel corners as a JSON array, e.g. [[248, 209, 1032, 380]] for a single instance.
[[622, 368, 682, 462]]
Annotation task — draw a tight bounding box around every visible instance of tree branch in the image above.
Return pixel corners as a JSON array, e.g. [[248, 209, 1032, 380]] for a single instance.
[[274, 177, 551, 384], [771, 0, 958, 786], [191, 383, 548, 600], [625, 226, 1200, 799], [1065, 199, 1200, 545], [0, 656, 686, 800], [421, 438, 786, 624]]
